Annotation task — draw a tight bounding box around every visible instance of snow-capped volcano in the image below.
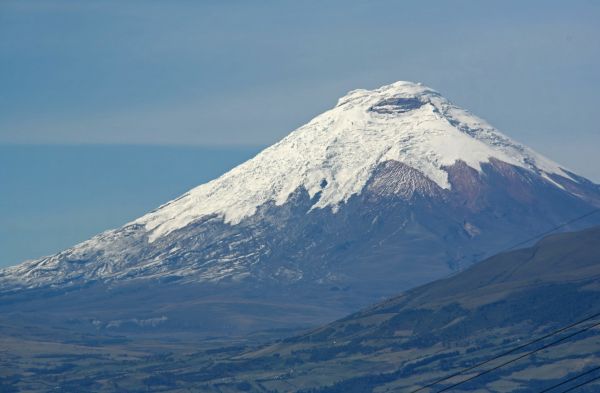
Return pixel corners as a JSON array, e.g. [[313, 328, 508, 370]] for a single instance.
[[137, 81, 571, 241], [1, 81, 599, 336]]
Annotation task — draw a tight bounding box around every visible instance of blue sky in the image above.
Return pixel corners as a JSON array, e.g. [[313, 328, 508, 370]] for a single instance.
[[1, 0, 599, 266]]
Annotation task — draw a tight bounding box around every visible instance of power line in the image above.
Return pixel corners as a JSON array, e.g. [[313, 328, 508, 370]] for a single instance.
[[537, 366, 600, 393], [557, 374, 600, 393], [433, 319, 600, 393], [409, 311, 600, 393], [503, 208, 600, 252], [448, 208, 600, 278]]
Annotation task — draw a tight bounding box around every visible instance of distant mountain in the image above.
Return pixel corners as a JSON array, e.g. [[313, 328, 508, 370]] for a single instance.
[[1, 81, 600, 336], [186, 226, 600, 392]]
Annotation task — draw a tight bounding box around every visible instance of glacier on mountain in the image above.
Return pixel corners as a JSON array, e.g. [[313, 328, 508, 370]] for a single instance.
[[135, 81, 573, 242]]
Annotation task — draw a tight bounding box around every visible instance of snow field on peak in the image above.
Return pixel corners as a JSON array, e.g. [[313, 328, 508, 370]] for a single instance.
[[135, 81, 573, 242]]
